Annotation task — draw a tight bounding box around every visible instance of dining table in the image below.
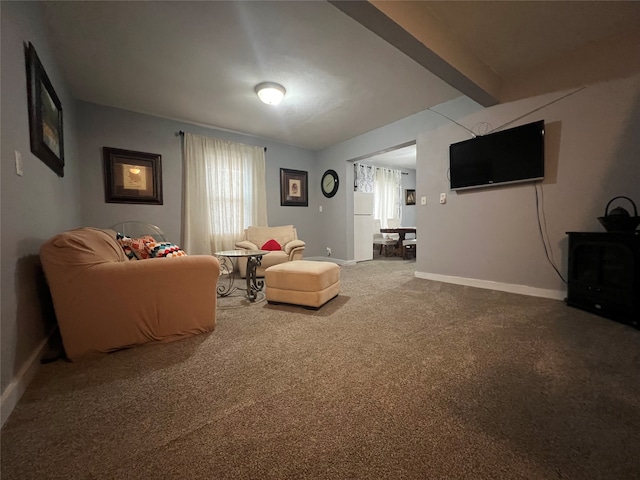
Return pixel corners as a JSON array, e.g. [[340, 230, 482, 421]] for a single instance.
[[379, 227, 416, 257]]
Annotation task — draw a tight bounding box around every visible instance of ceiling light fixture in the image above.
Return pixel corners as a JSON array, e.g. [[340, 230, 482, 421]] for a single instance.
[[255, 82, 286, 106]]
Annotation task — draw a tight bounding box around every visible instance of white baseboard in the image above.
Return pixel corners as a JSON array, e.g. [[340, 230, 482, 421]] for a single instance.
[[1, 335, 49, 427], [304, 257, 356, 266], [414, 271, 566, 301]]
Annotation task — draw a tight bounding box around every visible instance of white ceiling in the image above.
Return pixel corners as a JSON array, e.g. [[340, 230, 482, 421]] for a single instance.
[[41, 1, 640, 155], [358, 144, 417, 171], [41, 1, 460, 151]]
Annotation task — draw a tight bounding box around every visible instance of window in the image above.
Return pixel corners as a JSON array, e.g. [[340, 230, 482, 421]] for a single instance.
[[183, 133, 267, 254]]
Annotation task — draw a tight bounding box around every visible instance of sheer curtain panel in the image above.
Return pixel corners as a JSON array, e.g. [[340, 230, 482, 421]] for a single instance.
[[374, 167, 402, 228], [183, 133, 268, 254]]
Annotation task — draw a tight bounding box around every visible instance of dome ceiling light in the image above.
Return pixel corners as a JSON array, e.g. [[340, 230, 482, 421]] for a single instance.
[[255, 82, 286, 106]]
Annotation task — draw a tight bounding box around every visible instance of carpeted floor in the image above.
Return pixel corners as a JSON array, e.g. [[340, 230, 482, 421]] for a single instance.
[[2, 259, 639, 479]]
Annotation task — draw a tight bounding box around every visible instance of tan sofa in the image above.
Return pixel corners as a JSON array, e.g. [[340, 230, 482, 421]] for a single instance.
[[235, 225, 305, 277], [39, 227, 220, 360]]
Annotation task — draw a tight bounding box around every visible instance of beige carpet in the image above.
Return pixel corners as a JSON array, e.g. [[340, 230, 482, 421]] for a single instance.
[[2, 259, 639, 479]]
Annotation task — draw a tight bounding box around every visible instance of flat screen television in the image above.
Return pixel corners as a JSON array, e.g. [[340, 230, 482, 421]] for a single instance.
[[449, 120, 545, 191]]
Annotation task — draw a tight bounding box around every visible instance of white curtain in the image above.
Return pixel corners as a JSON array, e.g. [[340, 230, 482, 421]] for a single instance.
[[373, 167, 402, 228], [354, 162, 375, 193], [183, 133, 268, 254]]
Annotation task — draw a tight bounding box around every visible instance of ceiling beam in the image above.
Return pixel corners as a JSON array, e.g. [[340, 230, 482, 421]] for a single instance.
[[329, 0, 501, 107]]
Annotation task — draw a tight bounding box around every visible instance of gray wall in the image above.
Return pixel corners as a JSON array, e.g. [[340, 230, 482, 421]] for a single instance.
[[316, 111, 447, 260], [418, 76, 640, 292], [1, 2, 81, 396], [316, 74, 640, 293], [401, 169, 417, 228], [76, 101, 323, 255]]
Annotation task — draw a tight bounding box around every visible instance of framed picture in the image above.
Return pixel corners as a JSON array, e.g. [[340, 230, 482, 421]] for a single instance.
[[103, 147, 163, 204], [405, 189, 416, 205], [280, 168, 308, 206], [26, 42, 64, 177]]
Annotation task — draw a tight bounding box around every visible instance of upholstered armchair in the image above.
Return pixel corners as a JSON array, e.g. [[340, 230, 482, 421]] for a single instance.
[[40, 227, 220, 360], [235, 225, 305, 277]]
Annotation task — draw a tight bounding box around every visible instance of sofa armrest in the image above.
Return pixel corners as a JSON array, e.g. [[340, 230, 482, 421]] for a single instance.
[[103, 255, 220, 287], [288, 246, 305, 261], [235, 240, 259, 250], [283, 239, 305, 255], [46, 255, 220, 360]]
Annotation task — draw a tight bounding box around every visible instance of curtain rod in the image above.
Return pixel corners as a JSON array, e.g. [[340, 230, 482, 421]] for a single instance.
[[372, 165, 409, 175], [177, 131, 266, 151], [356, 163, 410, 175]]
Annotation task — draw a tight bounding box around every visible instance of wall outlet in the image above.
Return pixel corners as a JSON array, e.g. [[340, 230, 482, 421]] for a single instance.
[[439, 193, 447, 204], [326, 247, 331, 257]]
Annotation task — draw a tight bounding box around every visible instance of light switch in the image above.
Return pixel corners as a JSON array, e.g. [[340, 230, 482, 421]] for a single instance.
[[420, 196, 427, 205], [319, 205, 323, 212], [15, 151, 23, 176]]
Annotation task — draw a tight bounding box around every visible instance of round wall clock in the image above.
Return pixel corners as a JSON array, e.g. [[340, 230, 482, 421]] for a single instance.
[[321, 169, 339, 198]]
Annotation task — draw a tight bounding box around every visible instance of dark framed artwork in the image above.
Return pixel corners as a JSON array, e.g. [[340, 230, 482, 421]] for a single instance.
[[25, 42, 64, 177], [405, 189, 416, 205], [280, 168, 308, 206], [103, 147, 163, 204]]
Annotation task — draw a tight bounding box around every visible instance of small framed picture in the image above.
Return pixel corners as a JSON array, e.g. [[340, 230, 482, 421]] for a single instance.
[[26, 42, 64, 177], [103, 147, 163, 204], [280, 168, 308, 206], [405, 189, 416, 205]]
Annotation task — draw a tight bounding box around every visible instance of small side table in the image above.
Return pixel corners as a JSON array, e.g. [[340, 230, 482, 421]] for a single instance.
[[214, 250, 269, 302]]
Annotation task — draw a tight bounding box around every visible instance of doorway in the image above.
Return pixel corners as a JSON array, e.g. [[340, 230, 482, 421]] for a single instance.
[[349, 142, 417, 261]]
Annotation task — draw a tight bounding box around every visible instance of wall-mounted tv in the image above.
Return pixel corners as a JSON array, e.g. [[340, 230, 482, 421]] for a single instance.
[[449, 120, 545, 191]]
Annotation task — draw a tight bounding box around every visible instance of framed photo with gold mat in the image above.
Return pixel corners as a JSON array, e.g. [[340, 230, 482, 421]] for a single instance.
[[103, 147, 163, 204]]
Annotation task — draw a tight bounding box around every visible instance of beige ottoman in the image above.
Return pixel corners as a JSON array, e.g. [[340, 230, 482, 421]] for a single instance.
[[265, 261, 340, 309]]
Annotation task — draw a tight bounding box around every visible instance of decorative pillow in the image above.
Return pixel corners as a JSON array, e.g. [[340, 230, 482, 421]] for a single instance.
[[116, 233, 155, 260], [145, 241, 188, 258], [261, 239, 282, 251]]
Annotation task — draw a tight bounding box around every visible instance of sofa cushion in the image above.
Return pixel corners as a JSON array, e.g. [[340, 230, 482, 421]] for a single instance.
[[246, 225, 296, 248], [261, 239, 282, 251], [259, 251, 288, 270], [145, 241, 188, 258], [116, 233, 155, 260], [235, 240, 258, 250]]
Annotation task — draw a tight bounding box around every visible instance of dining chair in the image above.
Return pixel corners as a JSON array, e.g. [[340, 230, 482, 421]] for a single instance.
[[385, 218, 401, 241], [402, 238, 417, 259], [386, 218, 401, 227], [373, 219, 396, 256]]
